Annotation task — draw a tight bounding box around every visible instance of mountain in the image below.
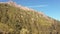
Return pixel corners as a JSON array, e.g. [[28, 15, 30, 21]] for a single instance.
[[0, 1, 60, 34]]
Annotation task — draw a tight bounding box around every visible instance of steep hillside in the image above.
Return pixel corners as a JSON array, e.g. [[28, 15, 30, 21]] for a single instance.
[[0, 2, 60, 34]]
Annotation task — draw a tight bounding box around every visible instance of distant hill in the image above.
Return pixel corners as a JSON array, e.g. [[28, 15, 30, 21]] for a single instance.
[[0, 1, 60, 34]]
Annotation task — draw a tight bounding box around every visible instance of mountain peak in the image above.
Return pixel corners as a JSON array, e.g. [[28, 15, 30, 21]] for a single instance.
[[0, 1, 51, 20], [0, 1, 51, 21], [0, 1, 39, 11]]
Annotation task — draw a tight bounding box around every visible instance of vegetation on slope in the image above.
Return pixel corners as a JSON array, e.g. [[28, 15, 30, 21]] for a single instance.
[[0, 3, 60, 34]]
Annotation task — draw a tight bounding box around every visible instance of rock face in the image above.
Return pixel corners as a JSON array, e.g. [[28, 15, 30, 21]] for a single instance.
[[0, 2, 60, 34]]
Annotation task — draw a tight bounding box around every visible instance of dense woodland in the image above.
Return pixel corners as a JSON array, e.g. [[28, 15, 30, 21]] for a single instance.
[[0, 3, 60, 34]]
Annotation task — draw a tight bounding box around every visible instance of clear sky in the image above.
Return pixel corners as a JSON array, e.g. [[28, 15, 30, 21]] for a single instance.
[[0, 0, 60, 20]]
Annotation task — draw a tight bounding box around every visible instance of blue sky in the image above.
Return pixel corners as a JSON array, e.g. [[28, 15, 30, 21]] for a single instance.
[[0, 0, 60, 20]]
